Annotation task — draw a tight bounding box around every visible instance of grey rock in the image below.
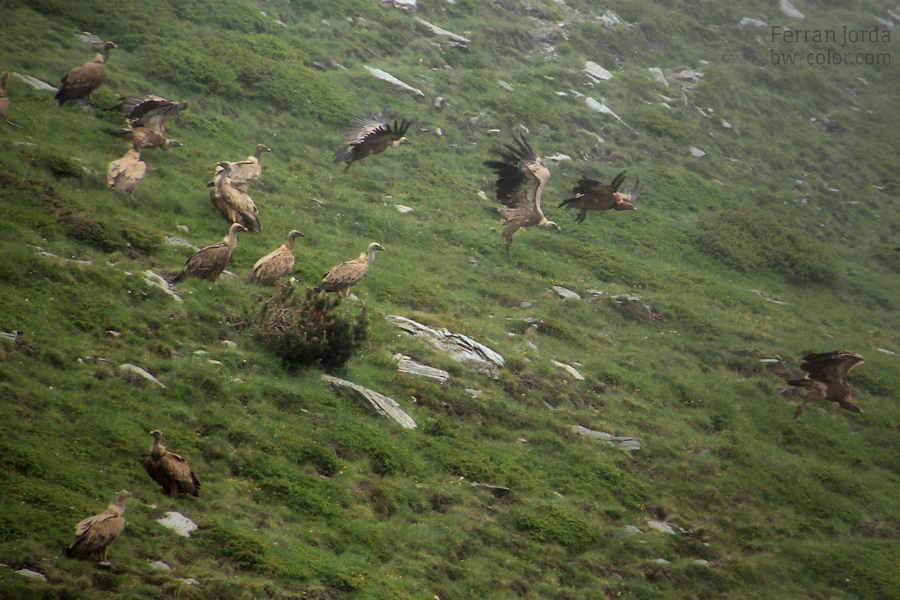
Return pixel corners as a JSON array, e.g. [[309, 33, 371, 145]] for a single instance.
[[625, 525, 643, 534], [552, 286, 581, 300], [143, 270, 184, 304], [222, 340, 238, 349], [12, 73, 58, 93], [573, 425, 641, 451], [386, 315, 504, 378], [551, 360, 585, 380], [157, 512, 198, 537], [648, 68, 668, 86], [394, 353, 450, 384], [322, 374, 417, 429], [364, 66, 424, 97], [646, 520, 677, 534], [497, 80, 515, 92], [584, 61, 613, 82], [16, 569, 47, 582], [120, 364, 166, 388], [779, 0, 805, 20], [415, 17, 470, 42], [653, 558, 671, 564], [689, 146, 706, 158], [150, 560, 172, 570]]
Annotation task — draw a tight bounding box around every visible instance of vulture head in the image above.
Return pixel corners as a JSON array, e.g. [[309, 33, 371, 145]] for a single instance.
[[540, 220, 561, 231]]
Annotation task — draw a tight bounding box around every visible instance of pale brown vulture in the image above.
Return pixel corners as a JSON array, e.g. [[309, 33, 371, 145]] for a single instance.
[[246, 229, 305, 286], [112, 95, 187, 151], [315, 242, 385, 296], [66, 490, 128, 561], [209, 161, 261, 233], [558, 171, 642, 223], [172, 222, 248, 284], [0, 71, 9, 117], [211, 144, 272, 192], [333, 113, 411, 170], [788, 351, 865, 418], [55, 41, 116, 105], [143, 430, 200, 497], [107, 142, 146, 198], [482, 134, 560, 253]]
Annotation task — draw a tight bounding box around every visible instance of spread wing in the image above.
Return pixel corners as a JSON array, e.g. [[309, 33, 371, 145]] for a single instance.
[[801, 351, 864, 387], [484, 134, 550, 215], [119, 95, 188, 128], [333, 113, 411, 164]]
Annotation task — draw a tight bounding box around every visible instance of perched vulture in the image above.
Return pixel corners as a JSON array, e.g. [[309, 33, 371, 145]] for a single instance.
[[788, 351, 865, 418], [558, 171, 642, 223], [143, 429, 200, 497], [315, 242, 385, 296], [66, 490, 128, 561], [55, 41, 116, 105], [246, 229, 305, 286], [107, 142, 146, 198], [209, 161, 262, 233], [0, 71, 9, 117], [333, 113, 411, 170], [482, 134, 560, 253], [211, 144, 272, 192], [172, 222, 248, 284], [112, 95, 187, 151]]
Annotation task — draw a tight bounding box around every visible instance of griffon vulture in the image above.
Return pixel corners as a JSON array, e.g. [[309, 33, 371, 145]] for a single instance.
[[246, 229, 305, 286], [209, 161, 261, 233], [315, 242, 385, 296], [482, 134, 560, 253], [788, 351, 865, 418], [144, 430, 200, 497], [55, 41, 116, 105], [0, 71, 10, 117], [107, 142, 146, 198], [333, 113, 411, 170], [66, 490, 128, 561], [172, 223, 248, 284], [558, 171, 642, 223], [112, 95, 186, 151], [211, 144, 272, 192]]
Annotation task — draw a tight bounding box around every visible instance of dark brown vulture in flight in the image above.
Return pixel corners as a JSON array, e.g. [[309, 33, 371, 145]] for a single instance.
[[788, 351, 865, 418], [56, 41, 116, 105], [333, 113, 411, 170], [558, 171, 642, 223], [66, 490, 128, 561], [211, 144, 272, 192], [113, 95, 187, 151], [107, 141, 146, 198], [0, 71, 10, 117], [247, 229, 305, 286], [172, 223, 248, 284], [315, 242, 385, 296], [144, 430, 200, 497], [209, 161, 262, 233], [482, 134, 560, 253]]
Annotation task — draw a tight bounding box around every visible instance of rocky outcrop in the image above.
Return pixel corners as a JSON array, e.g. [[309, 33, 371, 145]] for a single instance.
[[322, 374, 417, 429]]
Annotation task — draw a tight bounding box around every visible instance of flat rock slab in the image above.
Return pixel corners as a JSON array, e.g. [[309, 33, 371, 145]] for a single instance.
[[646, 520, 677, 534], [322, 374, 417, 429], [120, 363, 166, 388], [573, 425, 641, 451], [364, 66, 424, 97], [157, 511, 198, 537], [16, 568, 47, 581], [394, 354, 450, 384], [386, 315, 505, 379], [551, 360, 585, 380]]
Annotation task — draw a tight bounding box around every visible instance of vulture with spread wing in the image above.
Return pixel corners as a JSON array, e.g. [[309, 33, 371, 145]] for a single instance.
[[247, 229, 305, 286], [315, 242, 385, 296], [66, 490, 128, 561], [0, 71, 10, 117], [209, 161, 261, 232], [144, 430, 200, 497], [56, 41, 116, 105], [559, 171, 642, 223], [211, 144, 272, 192], [172, 223, 247, 284], [482, 134, 560, 253], [334, 113, 411, 170], [788, 351, 865, 418], [107, 142, 146, 198], [113, 95, 187, 151]]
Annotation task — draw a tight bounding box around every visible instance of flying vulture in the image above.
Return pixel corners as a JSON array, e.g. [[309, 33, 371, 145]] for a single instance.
[[333, 113, 411, 170], [66, 490, 128, 561], [247, 229, 305, 286], [315, 242, 385, 296], [112, 95, 187, 151], [172, 222, 248, 284], [107, 142, 146, 198], [482, 134, 560, 253], [211, 144, 272, 192], [209, 161, 262, 233], [55, 41, 116, 105], [558, 171, 642, 223], [143, 429, 200, 497], [788, 351, 865, 418], [0, 71, 9, 117]]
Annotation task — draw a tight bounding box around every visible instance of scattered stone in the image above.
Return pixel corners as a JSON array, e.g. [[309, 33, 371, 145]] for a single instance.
[[580, 129, 604, 144], [14, 141, 38, 148], [544, 153, 571, 162], [584, 61, 613, 82], [740, 17, 766, 27], [648, 68, 668, 86], [364, 66, 425, 97], [384, 0, 417, 9], [497, 79, 515, 92], [394, 353, 450, 384], [120, 364, 166, 388], [16, 569, 47, 582], [721, 119, 732, 129], [520, 302, 532, 309], [222, 340, 237, 349], [646, 520, 677, 534], [694, 559, 710, 566], [322, 374, 417, 429], [689, 146, 706, 158], [477, 190, 490, 202], [179, 578, 200, 585], [143, 270, 184, 303], [165, 236, 200, 252], [625, 525, 643, 534], [552, 360, 585, 380], [387, 315, 505, 378], [414, 17, 471, 43], [106, 330, 122, 337], [750, 290, 787, 304], [157, 512, 198, 537], [394, 204, 414, 213], [13, 73, 58, 92], [552, 286, 581, 300], [149, 560, 172, 571], [653, 558, 671, 564], [779, 0, 805, 19], [434, 96, 446, 108], [585, 97, 636, 133], [572, 425, 641, 450], [208, 360, 223, 366], [875, 347, 898, 356], [0, 331, 18, 343], [466, 388, 483, 397]]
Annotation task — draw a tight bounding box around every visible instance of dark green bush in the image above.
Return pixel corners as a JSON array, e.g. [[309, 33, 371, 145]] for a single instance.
[[514, 503, 600, 548]]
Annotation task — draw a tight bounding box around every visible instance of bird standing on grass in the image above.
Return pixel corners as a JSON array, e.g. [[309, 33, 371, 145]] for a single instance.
[[212, 144, 272, 192], [172, 223, 248, 284], [143, 430, 200, 497], [247, 229, 305, 286], [558, 171, 642, 223], [333, 113, 411, 171], [315, 242, 385, 296], [788, 351, 865, 418], [107, 141, 146, 198], [66, 490, 128, 562], [55, 41, 116, 105], [209, 161, 262, 232]]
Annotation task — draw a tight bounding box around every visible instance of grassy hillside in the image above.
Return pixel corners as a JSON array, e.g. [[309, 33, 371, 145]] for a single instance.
[[1, 0, 899, 598]]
